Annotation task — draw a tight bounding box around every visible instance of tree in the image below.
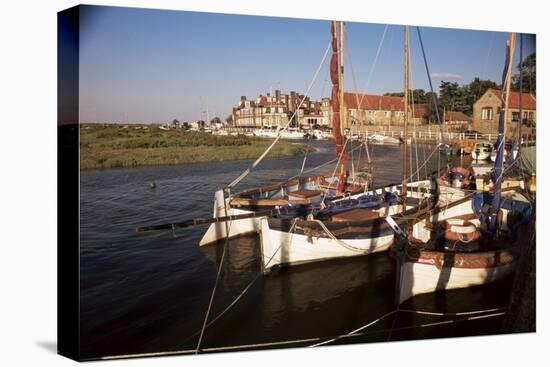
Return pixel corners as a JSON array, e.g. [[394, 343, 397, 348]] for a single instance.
[[225, 114, 233, 126], [425, 91, 442, 124], [411, 89, 427, 104], [384, 89, 427, 104], [512, 52, 536, 95], [210, 117, 223, 126]]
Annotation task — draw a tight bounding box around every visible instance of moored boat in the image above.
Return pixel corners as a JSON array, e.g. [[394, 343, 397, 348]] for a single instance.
[[199, 172, 373, 245], [397, 189, 532, 303], [397, 31, 535, 304], [472, 141, 493, 161]]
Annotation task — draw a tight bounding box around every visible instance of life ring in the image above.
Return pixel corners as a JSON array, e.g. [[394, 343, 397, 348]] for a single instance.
[[443, 218, 481, 243]]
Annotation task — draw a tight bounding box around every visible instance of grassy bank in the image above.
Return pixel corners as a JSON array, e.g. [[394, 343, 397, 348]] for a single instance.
[[80, 125, 313, 170]]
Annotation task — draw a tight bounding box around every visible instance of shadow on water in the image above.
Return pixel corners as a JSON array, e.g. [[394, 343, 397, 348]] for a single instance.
[[79, 141, 514, 359]]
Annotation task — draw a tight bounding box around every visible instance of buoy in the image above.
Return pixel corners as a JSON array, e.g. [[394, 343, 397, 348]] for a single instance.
[[443, 218, 481, 244]]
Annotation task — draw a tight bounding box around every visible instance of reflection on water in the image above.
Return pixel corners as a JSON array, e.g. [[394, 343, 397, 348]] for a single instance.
[[80, 140, 510, 359]]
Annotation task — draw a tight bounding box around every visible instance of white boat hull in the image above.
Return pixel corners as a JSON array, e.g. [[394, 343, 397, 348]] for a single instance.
[[200, 180, 434, 246], [259, 216, 395, 272], [472, 151, 490, 161], [399, 260, 515, 303], [399, 189, 530, 303]]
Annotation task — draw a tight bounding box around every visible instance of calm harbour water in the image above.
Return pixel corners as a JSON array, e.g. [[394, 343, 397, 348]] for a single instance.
[[80, 140, 512, 360]]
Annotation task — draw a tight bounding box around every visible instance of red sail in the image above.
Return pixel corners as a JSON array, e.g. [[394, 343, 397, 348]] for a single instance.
[[330, 22, 343, 154]]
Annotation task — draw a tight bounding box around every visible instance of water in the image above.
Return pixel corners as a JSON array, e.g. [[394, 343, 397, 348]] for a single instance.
[[80, 140, 511, 360]]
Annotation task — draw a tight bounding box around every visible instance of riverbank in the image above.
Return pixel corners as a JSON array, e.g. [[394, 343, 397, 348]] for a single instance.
[[80, 125, 313, 170]]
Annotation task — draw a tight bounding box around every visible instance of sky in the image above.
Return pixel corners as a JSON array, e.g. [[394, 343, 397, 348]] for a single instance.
[[75, 5, 536, 124]]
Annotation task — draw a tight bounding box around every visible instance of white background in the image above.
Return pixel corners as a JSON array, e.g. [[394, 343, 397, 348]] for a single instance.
[[0, 0, 546, 366]]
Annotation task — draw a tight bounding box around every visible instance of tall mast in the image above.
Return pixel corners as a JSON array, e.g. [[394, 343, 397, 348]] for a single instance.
[[338, 21, 348, 187], [518, 34, 524, 151], [330, 21, 343, 157], [490, 32, 516, 235], [330, 21, 348, 193], [339, 21, 346, 143], [402, 25, 410, 205]]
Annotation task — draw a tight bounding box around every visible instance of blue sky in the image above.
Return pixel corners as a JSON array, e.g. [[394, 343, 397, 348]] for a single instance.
[[77, 5, 536, 123]]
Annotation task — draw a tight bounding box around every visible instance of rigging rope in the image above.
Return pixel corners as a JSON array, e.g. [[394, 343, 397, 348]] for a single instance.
[[195, 191, 233, 353], [182, 219, 299, 347], [226, 41, 332, 190], [415, 27, 447, 151]]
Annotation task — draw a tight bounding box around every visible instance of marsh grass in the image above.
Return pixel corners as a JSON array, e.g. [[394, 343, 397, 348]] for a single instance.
[[80, 125, 313, 170]]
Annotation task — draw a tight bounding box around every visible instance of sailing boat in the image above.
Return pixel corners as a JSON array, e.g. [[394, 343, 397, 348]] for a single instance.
[[199, 21, 379, 246], [257, 24, 451, 272], [395, 32, 534, 304]]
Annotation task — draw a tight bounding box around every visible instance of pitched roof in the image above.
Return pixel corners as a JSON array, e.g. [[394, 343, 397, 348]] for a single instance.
[[344, 92, 405, 111], [444, 111, 471, 121], [344, 92, 426, 117], [487, 89, 536, 110]]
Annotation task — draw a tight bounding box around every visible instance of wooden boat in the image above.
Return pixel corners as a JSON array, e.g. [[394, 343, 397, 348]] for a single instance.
[[199, 173, 373, 245], [201, 20, 382, 246], [471, 142, 493, 161], [397, 32, 535, 304], [397, 189, 532, 303], [258, 178, 472, 272], [256, 25, 474, 272]]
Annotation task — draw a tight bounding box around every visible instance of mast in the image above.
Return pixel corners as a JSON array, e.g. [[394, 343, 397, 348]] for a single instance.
[[518, 33, 524, 152], [402, 25, 410, 206], [330, 21, 342, 154], [339, 21, 346, 142], [490, 32, 516, 235], [330, 21, 347, 193], [338, 21, 348, 186]]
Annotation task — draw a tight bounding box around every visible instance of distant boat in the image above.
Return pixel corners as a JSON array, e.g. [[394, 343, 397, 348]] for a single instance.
[[472, 142, 493, 161], [254, 128, 305, 139], [368, 134, 400, 144]]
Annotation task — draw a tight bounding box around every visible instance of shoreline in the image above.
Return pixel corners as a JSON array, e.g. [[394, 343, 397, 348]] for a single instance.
[[80, 126, 313, 170]]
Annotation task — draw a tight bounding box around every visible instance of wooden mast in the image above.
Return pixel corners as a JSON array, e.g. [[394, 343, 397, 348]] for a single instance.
[[402, 25, 410, 207], [339, 21, 346, 177], [490, 32, 516, 235], [503, 34, 516, 134]]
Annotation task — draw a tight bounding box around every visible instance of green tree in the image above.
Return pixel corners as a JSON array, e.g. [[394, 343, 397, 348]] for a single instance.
[[225, 114, 233, 126], [512, 52, 536, 95], [425, 91, 442, 124], [210, 117, 223, 126], [384, 89, 427, 104]]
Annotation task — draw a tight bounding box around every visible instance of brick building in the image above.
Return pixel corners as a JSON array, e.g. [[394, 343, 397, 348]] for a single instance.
[[340, 92, 427, 129], [472, 88, 536, 134], [231, 90, 328, 128]]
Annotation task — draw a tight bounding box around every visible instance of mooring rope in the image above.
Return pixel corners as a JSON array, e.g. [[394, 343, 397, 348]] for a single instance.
[[101, 307, 506, 359], [195, 191, 234, 353], [308, 306, 506, 347], [182, 219, 299, 347]]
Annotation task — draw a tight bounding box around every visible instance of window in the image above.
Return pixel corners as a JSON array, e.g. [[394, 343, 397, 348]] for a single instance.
[[384, 111, 389, 117], [481, 107, 493, 120], [511, 112, 519, 122]]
